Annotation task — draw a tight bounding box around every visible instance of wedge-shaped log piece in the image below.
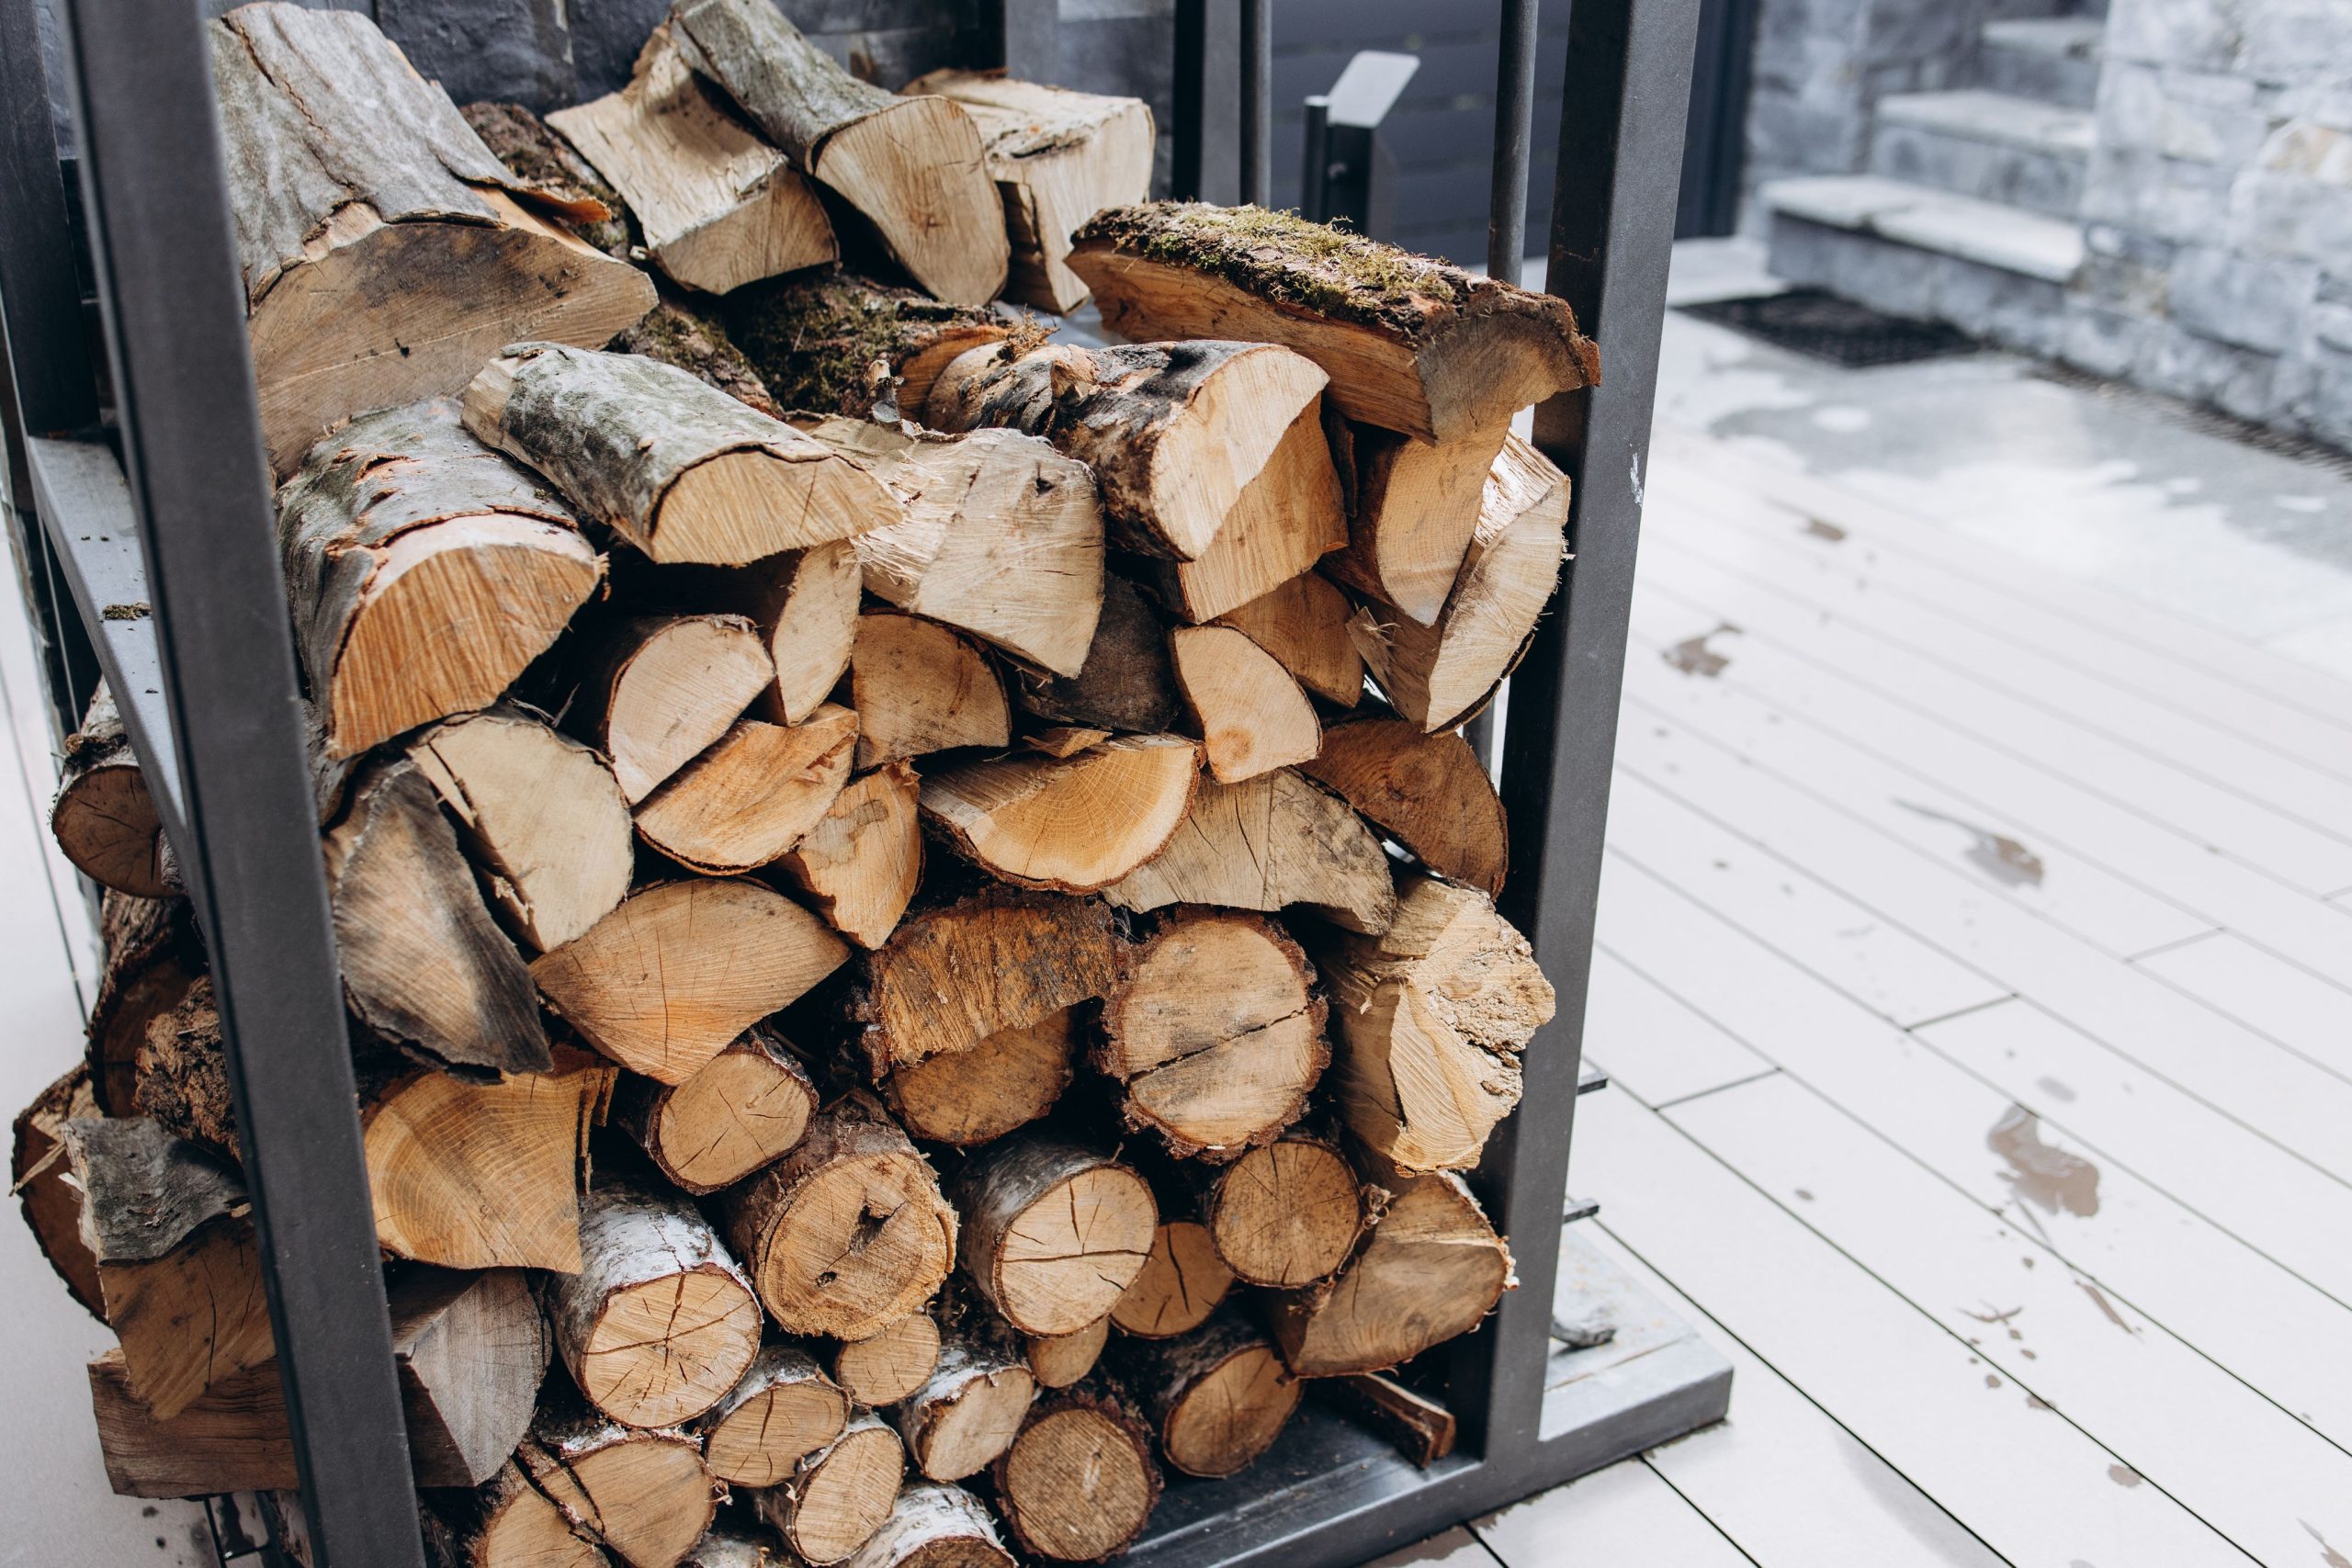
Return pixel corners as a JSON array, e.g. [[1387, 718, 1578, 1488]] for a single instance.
[[884, 1007, 1075, 1147], [1269, 1171, 1513, 1376], [955, 1139, 1157, 1337], [280, 400, 602, 761], [614, 1024, 819, 1194], [840, 1483, 1013, 1568], [389, 1266, 551, 1488], [1214, 571, 1362, 706], [1102, 768, 1397, 934], [893, 1339, 1035, 1483], [1300, 716, 1508, 895], [428, 1458, 607, 1568], [458, 98, 629, 254], [464, 344, 900, 565], [607, 542, 863, 726], [636, 705, 857, 874], [1324, 872, 1555, 1173], [919, 734, 1197, 893], [699, 1344, 848, 1487], [1170, 626, 1320, 783], [1317, 1372, 1456, 1467], [548, 22, 835, 293], [1025, 726, 1108, 758], [929, 339, 1329, 561], [855, 889, 1117, 1075], [903, 73, 1155, 314], [12, 1064, 103, 1315], [1117, 1307, 1300, 1477], [670, 0, 1007, 305], [586, 615, 775, 804], [410, 705, 635, 952], [533, 879, 849, 1084], [724, 1093, 957, 1339], [851, 613, 1012, 769], [1069, 203, 1598, 445], [747, 1410, 907, 1565], [1351, 434, 1569, 732], [1109, 1219, 1232, 1339], [1201, 1134, 1367, 1289], [211, 4, 655, 470], [520, 1404, 717, 1568], [1023, 1319, 1110, 1391], [1146, 397, 1347, 624], [833, 1313, 942, 1408], [1328, 423, 1511, 626], [807, 418, 1105, 677], [51, 684, 175, 897], [87, 1347, 296, 1497], [726, 268, 1013, 421], [93, 893, 205, 1120], [776, 760, 923, 950], [989, 1397, 1160, 1563], [1013, 576, 1179, 734]]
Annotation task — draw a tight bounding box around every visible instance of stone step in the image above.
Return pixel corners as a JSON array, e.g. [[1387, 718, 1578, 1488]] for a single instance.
[[1871, 90, 2095, 218], [1980, 17, 2105, 109]]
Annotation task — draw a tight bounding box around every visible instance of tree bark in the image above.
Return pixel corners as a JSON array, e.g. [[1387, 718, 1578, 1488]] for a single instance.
[[697, 1343, 848, 1487], [849, 612, 1011, 770], [51, 682, 176, 897], [87, 892, 204, 1118], [853, 888, 1118, 1077], [612, 1024, 820, 1194], [1169, 626, 1321, 783], [919, 735, 1198, 894], [426, 1457, 606, 1568], [1300, 716, 1509, 896], [609, 298, 786, 420], [1102, 768, 1398, 935], [1012, 575, 1180, 735], [1212, 570, 1363, 707], [633, 705, 857, 874], [388, 1266, 552, 1488], [831, 1311, 942, 1408], [1267, 1171, 1514, 1377], [989, 1395, 1160, 1562], [1198, 1134, 1367, 1289], [724, 267, 1012, 423], [458, 98, 631, 255], [1107, 1219, 1232, 1340], [745, 1409, 907, 1566], [837, 1482, 1014, 1568], [891, 1338, 1036, 1482], [581, 614, 775, 805], [518, 1403, 718, 1568], [1114, 1306, 1301, 1477], [11, 1062, 103, 1315], [1317, 1373, 1455, 1468], [882, 1005, 1076, 1147], [775, 760, 924, 952], [953, 1138, 1157, 1337]]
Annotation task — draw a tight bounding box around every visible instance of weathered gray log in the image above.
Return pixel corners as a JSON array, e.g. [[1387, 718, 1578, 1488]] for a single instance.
[[1012, 575, 1181, 733], [387, 1266, 552, 1489]]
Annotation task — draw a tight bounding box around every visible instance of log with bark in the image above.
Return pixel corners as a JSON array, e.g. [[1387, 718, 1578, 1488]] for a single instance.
[[953, 1138, 1157, 1337], [832, 1312, 943, 1407], [989, 1396, 1160, 1562], [746, 1409, 907, 1565], [518, 1404, 718, 1568], [668, 0, 1008, 305], [613, 1025, 819, 1194], [725, 268, 1013, 422], [87, 892, 205, 1117], [839, 1483, 1014, 1568], [850, 613, 1012, 769], [278, 400, 603, 761], [132, 978, 239, 1161], [634, 705, 858, 874], [210, 3, 655, 470], [462, 344, 899, 566], [1198, 1134, 1369, 1290], [548, 22, 835, 293], [677, 1525, 795, 1568], [918, 735, 1198, 894], [609, 299, 786, 420], [1142, 396, 1348, 625], [1116, 1306, 1301, 1477], [1268, 1171, 1513, 1377], [1012, 575, 1181, 735], [388, 1266, 552, 1488], [13, 1063, 103, 1315], [1325, 423, 1511, 626], [698, 1343, 848, 1487], [892, 1338, 1035, 1483], [1317, 1373, 1455, 1468], [1169, 626, 1321, 783], [1022, 1316, 1111, 1391], [1299, 715, 1508, 896], [426, 1459, 605, 1568], [882, 1006, 1076, 1147], [1212, 570, 1363, 707], [51, 684, 175, 897], [458, 98, 631, 255], [854, 888, 1117, 1077], [582, 614, 775, 804], [1102, 767, 1398, 935], [87, 1348, 297, 1498], [775, 760, 923, 950], [1069, 203, 1599, 445], [1107, 1219, 1232, 1340]]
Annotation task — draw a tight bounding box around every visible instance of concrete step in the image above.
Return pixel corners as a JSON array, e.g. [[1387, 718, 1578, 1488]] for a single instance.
[[1980, 17, 2105, 109], [1870, 90, 2095, 218]]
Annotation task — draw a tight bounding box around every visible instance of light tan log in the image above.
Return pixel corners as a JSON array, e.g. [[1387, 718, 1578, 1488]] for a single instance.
[[698, 1343, 848, 1487], [839, 1483, 1014, 1568], [1013, 575, 1180, 735], [832, 1314, 943, 1408], [1317, 1373, 1456, 1468], [1351, 434, 1570, 732], [892, 1340, 1035, 1482], [954, 1139, 1157, 1337], [532, 878, 848, 1085], [747, 1410, 907, 1566], [1119, 1307, 1301, 1478], [1200, 1135, 1367, 1289], [427, 1458, 606, 1568], [928, 339, 1329, 561], [1069, 203, 1598, 445], [520, 1407, 718, 1568], [88, 891, 204, 1118], [12, 1062, 103, 1315], [1170, 626, 1321, 783], [463, 344, 900, 565], [210, 4, 654, 470], [1324, 872, 1555, 1174], [1108, 1220, 1232, 1340], [775, 760, 923, 950], [1300, 716, 1508, 896], [388, 1266, 553, 1488], [1025, 727, 1108, 758], [883, 1007, 1076, 1148], [613, 1025, 819, 1194], [1145, 397, 1347, 624], [87, 1347, 297, 1497], [279, 400, 603, 761], [410, 705, 634, 952], [51, 683, 175, 897], [548, 22, 834, 293], [724, 1093, 957, 1339], [1214, 571, 1363, 706], [584, 614, 775, 805], [854, 889, 1118, 1077], [1269, 1171, 1514, 1376], [643, 546, 861, 728], [635, 705, 857, 874], [919, 734, 1197, 893], [989, 1397, 1160, 1562], [725, 267, 1013, 422], [804, 417, 1104, 678], [1022, 1317, 1110, 1391], [1326, 423, 1512, 626], [849, 613, 1011, 770], [1102, 767, 1398, 935]]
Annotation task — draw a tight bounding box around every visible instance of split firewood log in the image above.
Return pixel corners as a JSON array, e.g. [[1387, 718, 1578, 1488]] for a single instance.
[[1269, 1171, 1513, 1376], [1328, 423, 1512, 626], [892, 1338, 1036, 1483], [882, 1007, 1076, 1147], [532, 878, 848, 1084], [1169, 626, 1321, 783], [1143, 398, 1348, 625], [608, 538, 862, 728], [668, 0, 1007, 305], [989, 1396, 1161, 1562], [803, 418, 1104, 677], [832, 1314, 943, 1408], [746, 1409, 907, 1565], [1351, 434, 1570, 733], [1115, 1307, 1301, 1477], [1069, 203, 1599, 445], [610, 299, 786, 420], [1108, 1220, 1232, 1340], [1214, 571, 1363, 706], [409, 705, 635, 953], [1317, 1373, 1455, 1468], [86, 1348, 296, 1497], [775, 760, 923, 950], [854, 889, 1117, 1077], [1102, 768, 1398, 934], [850, 613, 1012, 769], [928, 339, 1330, 561], [209, 3, 654, 470], [278, 400, 603, 761], [724, 1093, 957, 1339], [635, 705, 858, 874], [698, 1344, 849, 1487], [1013, 575, 1180, 734], [548, 22, 835, 294], [51, 683, 175, 897], [582, 615, 775, 804], [545, 1179, 763, 1429], [1095, 911, 1328, 1159], [1324, 872, 1555, 1174], [324, 757, 549, 1074], [725, 268, 1014, 422], [613, 1025, 820, 1194], [919, 735, 1198, 893], [13, 1064, 103, 1314], [131, 978, 239, 1160], [458, 98, 631, 255], [1199, 1134, 1370, 1289], [1300, 716, 1508, 896], [954, 1139, 1157, 1337], [518, 1404, 718, 1568], [87, 892, 204, 1117], [1023, 1318, 1111, 1391], [426, 1459, 605, 1568], [1026, 727, 1109, 758], [462, 344, 899, 565], [901, 73, 1154, 315], [839, 1483, 1015, 1568], [388, 1267, 552, 1488]]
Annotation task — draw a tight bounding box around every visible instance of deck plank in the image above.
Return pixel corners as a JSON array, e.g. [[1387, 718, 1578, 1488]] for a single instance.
[[1474, 1452, 1757, 1568], [2132, 929, 2352, 1082], [1585, 946, 1778, 1107]]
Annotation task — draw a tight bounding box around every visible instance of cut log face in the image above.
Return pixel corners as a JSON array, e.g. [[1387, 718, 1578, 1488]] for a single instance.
[[409, 705, 635, 953], [1300, 716, 1508, 896], [1109, 1220, 1233, 1339], [548, 23, 835, 294], [1170, 626, 1321, 783], [532, 878, 848, 1084], [748, 1410, 908, 1566], [388, 1266, 552, 1488], [668, 0, 1008, 306], [699, 1343, 849, 1487], [725, 268, 1012, 422], [521, 1410, 718, 1568], [1202, 1136, 1365, 1288], [1214, 571, 1363, 707], [51, 684, 175, 897], [87, 1347, 297, 1498], [893, 1341, 1036, 1482], [855, 889, 1118, 1076], [1102, 767, 1398, 935], [463, 344, 900, 565], [838, 1482, 1014, 1568], [989, 1398, 1161, 1563], [587, 615, 775, 805], [928, 340, 1329, 561], [775, 760, 923, 950], [279, 400, 603, 761], [832, 1312, 942, 1408], [432, 1458, 608, 1568], [1269, 1172, 1513, 1377], [210, 5, 656, 470], [1022, 1317, 1110, 1391], [1122, 1307, 1302, 1477], [806, 418, 1105, 678], [1069, 203, 1599, 445], [12, 1064, 103, 1315], [905, 73, 1156, 315], [1149, 398, 1348, 624], [614, 1025, 819, 1194], [1014, 575, 1180, 735], [919, 734, 1198, 893], [1325, 873, 1555, 1174], [885, 1006, 1077, 1147], [1327, 423, 1510, 626], [1351, 434, 1570, 733], [634, 705, 857, 874], [954, 1139, 1158, 1337], [850, 613, 1012, 770]]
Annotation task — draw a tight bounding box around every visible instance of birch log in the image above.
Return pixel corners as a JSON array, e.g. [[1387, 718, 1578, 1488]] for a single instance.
[[840, 1483, 1014, 1568], [519, 1405, 718, 1568], [427, 1458, 605, 1568], [747, 1410, 907, 1565], [953, 1139, 1157, 1337], [891, 1339, 1035, 1482], [612, 1025, 820, 1194], [698, 1344, 848, 1487]]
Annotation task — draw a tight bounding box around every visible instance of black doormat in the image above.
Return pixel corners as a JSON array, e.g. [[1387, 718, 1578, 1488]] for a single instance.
[[1681, 287, 1982, 368]]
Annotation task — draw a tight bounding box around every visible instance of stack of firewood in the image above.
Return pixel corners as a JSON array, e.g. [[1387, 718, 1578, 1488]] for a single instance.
[[15, 2, 1594, 1563]]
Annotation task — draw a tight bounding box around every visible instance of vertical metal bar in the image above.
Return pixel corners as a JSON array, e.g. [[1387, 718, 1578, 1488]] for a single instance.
[[1487, 0, 1540, 282], [1239, 0, 1272, 206], [1300, 96, 1331, 222], [54, 4, 424, 1564], [1171, 0, 1238, 203]]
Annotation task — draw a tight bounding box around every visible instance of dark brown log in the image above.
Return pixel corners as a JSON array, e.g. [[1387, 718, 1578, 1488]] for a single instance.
[[1268, 1171, 1514, 1377], [724, 267, 1013, 423], [849, 612, 1011, 769], [831, 1313, 943, 1408], [745, 1409, 907, 1565], [1115, 1306, 1301, 1477], [13, 1062, 104, 1314], [51, 682, 175, 897], [1213, 571, 1363, 706], [582, 614, 775, 805], [892, 1338, 1035, 1482], [133, 977, 237, 1158], [388, 1266, 552, 1488], [1169, 626, 1321, 783], [458, 98, 630, 254], [1102, 768, 1398, 934], [1107, 1220, 1231, 1340], [919, 735, 1198, 894], [882, 1007, 1076, 1147], [1317, 1373, 1455, 1467], [698, 1343, 848, 1487], [518, 1404, 718, 1568], [1299, 716, 1508, 896], [989, 1396, 1160, 1562], [854, 888, 1118, 1077], [837, 1483, 1014, 1568], [1198, 1134, 1367, 1289], [1012, 575, 1180, 734], [612, 1024, 820, 1194], [633, 705, 858, 874], [953, 1138, 1157, 1337], [87, 892, 203, 1118]]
